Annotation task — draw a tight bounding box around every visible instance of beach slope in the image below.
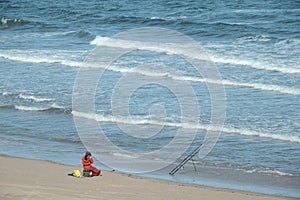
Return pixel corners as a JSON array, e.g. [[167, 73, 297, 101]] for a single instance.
[[0, 155, 295, 200]]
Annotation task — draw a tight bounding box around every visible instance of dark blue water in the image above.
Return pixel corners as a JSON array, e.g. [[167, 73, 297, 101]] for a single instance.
[[1, 0, 300, 198]]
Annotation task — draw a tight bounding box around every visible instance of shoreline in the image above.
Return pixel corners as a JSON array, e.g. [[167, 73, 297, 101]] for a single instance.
[[0, 154, 297, 200]]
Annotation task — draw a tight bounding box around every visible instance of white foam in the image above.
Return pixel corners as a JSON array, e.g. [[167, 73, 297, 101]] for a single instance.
[[0, 49, 84, 67], [211, 56, 300, 74], [90, 36, 209, 61], [2, 92, 13, 96], [221, 79, 300, 95], [110, 152, 140, 159], [150, 16, 165, 20], [78, 63, 300, 95], [223, 126, 300, 144], [91, 35, 300, 75], [14, 104, 67, 112], [158, 72, 300, 95], [1, 46, 298, 96], [72, 111, 300, 144], [51, 103, 64, 109], [1, 17, 22, 25], [2, 47, 298, 95], [275, 38, 300, 47], [72, 111, 97, 120], [19, 94, 52, 102], [259, 169, 294, 177], [237, 35, 272, 42], [246, 168, 294, 177], [14, 105, 48, 111]]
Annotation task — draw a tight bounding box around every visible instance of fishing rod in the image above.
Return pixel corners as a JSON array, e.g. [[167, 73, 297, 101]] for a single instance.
[[169, 145, 201, 175]]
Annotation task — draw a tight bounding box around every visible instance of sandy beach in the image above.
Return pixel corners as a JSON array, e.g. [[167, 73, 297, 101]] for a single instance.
[[0, 155, 296, 200]]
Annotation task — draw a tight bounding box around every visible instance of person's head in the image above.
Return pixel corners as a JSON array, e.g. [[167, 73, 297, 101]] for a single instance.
[[85, 151, 91, 156]]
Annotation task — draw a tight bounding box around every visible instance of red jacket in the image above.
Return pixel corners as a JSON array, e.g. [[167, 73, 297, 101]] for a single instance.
[[82, 155, 94, 170]]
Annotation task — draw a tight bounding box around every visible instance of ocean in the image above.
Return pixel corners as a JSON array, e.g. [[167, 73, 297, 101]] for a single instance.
[[0, 0, 299, 198]]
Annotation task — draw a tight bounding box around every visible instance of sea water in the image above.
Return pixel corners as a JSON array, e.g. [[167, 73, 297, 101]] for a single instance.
[[0, 0, 299, 198]]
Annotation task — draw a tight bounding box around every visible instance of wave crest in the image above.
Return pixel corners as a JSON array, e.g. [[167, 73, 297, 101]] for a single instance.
[[1, 17, 29, 28], [14, 104, 70, 113], [72, 111, 300, 144], [91, 35, 300, 75], [19, 94, 52, 102]]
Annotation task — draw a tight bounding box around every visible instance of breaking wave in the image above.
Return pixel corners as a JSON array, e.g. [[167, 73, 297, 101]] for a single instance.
[[1, 17, 30, 28], [19, 94, 52, 102], [91, 35, 300, 74], [77, 63, 300, 96], [247, 168, 294, 177], [211, 56, 300, 74], [72, 111, 300, 144], [14, 104, 70, 113], [1, 48, 299, 95], [0, 49, 85, 67]]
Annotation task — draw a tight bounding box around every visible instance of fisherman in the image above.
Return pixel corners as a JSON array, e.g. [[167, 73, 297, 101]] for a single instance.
[[82, 151, 101, 176]]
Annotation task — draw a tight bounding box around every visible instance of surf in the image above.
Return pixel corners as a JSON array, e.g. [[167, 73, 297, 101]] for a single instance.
[[72, 111, 300, 144], [13, 104, 70, 113], [1, 49, 299, 96], [78, 63, 300, 96], [91, 35, 300, 75], [18, 94, 52, 102], [0, 49, 85, 67]]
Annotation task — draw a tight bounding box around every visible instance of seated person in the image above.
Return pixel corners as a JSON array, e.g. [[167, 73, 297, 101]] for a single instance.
[[82, 151, 101, 176]]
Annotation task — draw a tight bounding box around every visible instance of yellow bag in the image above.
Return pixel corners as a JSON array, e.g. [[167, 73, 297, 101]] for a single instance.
[[73, 169, 81, 177]]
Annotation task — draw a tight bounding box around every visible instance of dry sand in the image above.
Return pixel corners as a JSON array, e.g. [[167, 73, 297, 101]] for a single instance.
[[0, 155, 296, 200]]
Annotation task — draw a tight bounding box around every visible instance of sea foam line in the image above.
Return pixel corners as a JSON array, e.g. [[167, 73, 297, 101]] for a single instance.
[[14, 105, 49, 112], [14, 103, 68, 112], [82, 64, 300, 96], [211, 56, 300, 75], [0, 49, 84, 67], [1, 49, 299, 95], [91, 36, 300, 74], [72, 111, 300, 144], [19, 94, 52, 102]]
